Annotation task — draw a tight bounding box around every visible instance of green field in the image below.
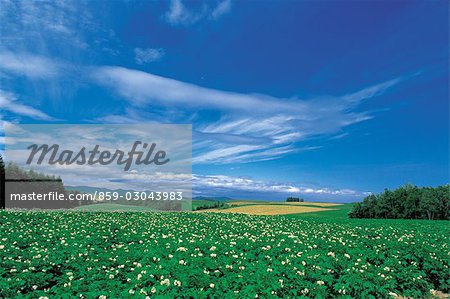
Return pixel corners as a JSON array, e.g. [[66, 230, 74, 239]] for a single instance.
[[287, 203, 355, 220], [0, 206, 449, 298]]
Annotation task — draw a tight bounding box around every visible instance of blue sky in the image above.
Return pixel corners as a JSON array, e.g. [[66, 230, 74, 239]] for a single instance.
[[0, 0, 448, 202]]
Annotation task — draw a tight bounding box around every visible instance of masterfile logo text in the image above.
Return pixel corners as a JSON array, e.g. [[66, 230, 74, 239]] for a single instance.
[[4, 124, 192, 210]]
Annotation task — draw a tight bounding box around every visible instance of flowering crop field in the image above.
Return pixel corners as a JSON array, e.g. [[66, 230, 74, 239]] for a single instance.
[[0, 211, 449, 298]]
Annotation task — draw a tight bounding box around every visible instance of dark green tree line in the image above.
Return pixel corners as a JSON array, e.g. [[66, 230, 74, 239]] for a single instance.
[[5, 162, 79, 209], [0, 153, 5, 209], [349, 184, 449, 220], [286, 197, 304, 202]]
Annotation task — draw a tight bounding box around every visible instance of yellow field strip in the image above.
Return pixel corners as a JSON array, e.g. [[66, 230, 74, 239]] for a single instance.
[[202, 205, 333, 215], [227, 201, 342, 207], [284, 202, 343, 207]]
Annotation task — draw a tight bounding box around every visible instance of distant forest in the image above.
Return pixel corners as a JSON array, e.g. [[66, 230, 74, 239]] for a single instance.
[[3, 162, 85, 209], [0, 154, 4, 208], [286, 197, 304, 202], [1, 159, 182, 210], [349, 184, 449, 220]]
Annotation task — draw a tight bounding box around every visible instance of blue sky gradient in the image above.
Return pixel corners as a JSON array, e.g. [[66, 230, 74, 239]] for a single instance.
[[0, 0, 448, 201]]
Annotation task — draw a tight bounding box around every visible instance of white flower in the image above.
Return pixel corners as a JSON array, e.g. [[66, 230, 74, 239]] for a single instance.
[[338, 288, 347, 294], [151, 287, 157, 293], [210, 283, 215, 288], [317, 280, 325, 286], [99, 296, 107, 299], [210, 246, 216, 251], [160, 278, 170, 286]]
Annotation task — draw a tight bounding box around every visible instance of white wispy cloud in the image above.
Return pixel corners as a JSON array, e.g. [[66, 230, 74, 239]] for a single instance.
[[0, 51, 64, 79], [342, 77, 402, 103], [134, 48, 165, 64], [0, 0, 105, 121], [92, 66, 299, 112], [0, 0, 93, 50], [192, 145, 263, 164], [210, 0, 232, 20], [165, 0, 231, 25], [165, 0, 199, 25], [329, 132, 349, 140], [0, 90, 55, 120], [92, 66, 405, 164]]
